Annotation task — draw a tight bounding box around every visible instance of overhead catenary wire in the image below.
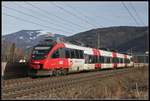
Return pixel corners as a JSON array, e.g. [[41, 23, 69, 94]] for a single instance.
[[2, 5, 72, 34], [65, 4, 104, 28], [23, 2, 83, 31], [64, 3, 103, 48], [61, 3, 103, 48], [121, 2, 140, 25], [129, 2, 145, 25], [25, 2, 87, 30], [3, 13, 72, 34], [13, 2, 77, 32], [51, 2, 98, 28]]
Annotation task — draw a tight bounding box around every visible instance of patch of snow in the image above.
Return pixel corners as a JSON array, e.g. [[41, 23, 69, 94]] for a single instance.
[[27, 32, 34, 36], [33, 36, 36, 39], [29, 37, 33, 40], [19, 36, 23, 39], [36, 30, 53, 37], [29, 33, 32, 36]]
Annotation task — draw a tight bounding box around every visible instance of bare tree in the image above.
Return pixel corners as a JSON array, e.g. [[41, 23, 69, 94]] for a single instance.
[[8, 43, 16, 63]]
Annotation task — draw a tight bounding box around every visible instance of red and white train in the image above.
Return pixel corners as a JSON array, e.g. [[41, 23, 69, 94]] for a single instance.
[[29, 40, 133, 76]]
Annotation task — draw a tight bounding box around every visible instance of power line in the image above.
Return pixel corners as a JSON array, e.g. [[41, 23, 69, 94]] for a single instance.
[[129, 2, 145, 25], [23, 2, 82, 31], [13, 2, 77, 32], [121, 2, 140, 25], [64, 3, 103, 49], [3, 13, 51, 29], [62, 3, 103, 48], [65, 4, 104, 28], [51, 2, 97, 28], [25, 2, 86, 30], [3, 13, 71, 34], [2, 5, 72, 33]]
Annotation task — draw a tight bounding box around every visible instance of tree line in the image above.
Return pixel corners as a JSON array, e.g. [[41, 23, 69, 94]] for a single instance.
[[2, 41, 32, 63]]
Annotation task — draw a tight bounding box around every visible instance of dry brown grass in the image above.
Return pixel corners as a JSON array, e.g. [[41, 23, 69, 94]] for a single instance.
[[49, 66, 149, 100]]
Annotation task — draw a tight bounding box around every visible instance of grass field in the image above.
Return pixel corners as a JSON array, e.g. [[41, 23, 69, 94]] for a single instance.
[[50, 66, 149, 100]]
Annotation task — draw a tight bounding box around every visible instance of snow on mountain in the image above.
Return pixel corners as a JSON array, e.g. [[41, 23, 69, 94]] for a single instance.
[[19, 36, 24, 39], [2, 30, 66, 50], [36, 30, 53, 37]]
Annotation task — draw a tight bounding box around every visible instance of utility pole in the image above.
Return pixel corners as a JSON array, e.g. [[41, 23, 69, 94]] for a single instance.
[[97, 31, 100, 49]]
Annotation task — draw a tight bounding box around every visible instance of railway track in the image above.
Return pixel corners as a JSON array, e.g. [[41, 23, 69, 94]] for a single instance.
[[2, 67, 135, 100]]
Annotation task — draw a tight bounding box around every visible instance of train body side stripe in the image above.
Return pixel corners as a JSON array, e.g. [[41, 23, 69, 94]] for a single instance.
[[124, 54, 127, 67], [112, 52, 117, 68], [92, 48, 101, 69]]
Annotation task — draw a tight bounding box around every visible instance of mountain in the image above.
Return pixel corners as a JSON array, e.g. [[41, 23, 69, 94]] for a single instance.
[[2, 26, 148, 55], [2, 30, 66, 50], [65, 26, 148, 54]]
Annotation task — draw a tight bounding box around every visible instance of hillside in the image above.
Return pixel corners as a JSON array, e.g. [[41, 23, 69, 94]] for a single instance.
[[1, 30, 66, 61], [65, 26, 148, 53], [2, 26, 148, 60], [2, 30, 66, 50]]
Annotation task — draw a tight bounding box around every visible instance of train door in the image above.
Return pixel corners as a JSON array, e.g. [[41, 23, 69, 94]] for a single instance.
[[84, 54, 95, 70], [67, 49, 84, 72]]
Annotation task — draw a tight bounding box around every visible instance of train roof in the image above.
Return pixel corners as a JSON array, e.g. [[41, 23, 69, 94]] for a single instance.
[[63, 42, 132, 57]]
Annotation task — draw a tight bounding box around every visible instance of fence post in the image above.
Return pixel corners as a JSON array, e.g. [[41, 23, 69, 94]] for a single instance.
[[2, 62, 7, 78]]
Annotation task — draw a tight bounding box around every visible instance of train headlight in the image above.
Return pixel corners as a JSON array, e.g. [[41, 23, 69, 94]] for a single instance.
[[34, 61, 40, 64]]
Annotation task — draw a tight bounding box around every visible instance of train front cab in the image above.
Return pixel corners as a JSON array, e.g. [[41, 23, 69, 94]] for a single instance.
[[29, 43, 85, 76]]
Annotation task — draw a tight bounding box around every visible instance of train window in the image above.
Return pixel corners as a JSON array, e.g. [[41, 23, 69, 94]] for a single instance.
[[91, 56, 94, 63], [59, 48, 65, 58], [102, 57, 104, 63], [89, 55, 93, 63], [92, 56, 95, 63], [70, 49, 75, 58], [127, 59, 130, 63], [105, 57, 108, 63], [95, 56, 98, 63], [120, 58, 123, 63], [84, 54, 89, 63], [92, 56, 97, 63], [107, 57, 111, 63], [99, 56, 104, 63], [110, 57, 112, 63], [118, 58, 120, 63], [117, 58, 119, 63], [75, 50, 80, 59], [79, 50, 84, 59], [122, 58, 124, 63], [51, 49, 59, 58], [112, 57, 119, 63], [124, 59, 127, 63], [76, 50, 79, 59], [65, 48, 70, 58], [87, 55, 98, 63], [104, 57, 107, 63], [125, 59, 130, 63]]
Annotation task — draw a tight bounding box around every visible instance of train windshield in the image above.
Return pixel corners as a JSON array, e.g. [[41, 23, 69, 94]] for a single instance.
[[32, 45, 52, 60]]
